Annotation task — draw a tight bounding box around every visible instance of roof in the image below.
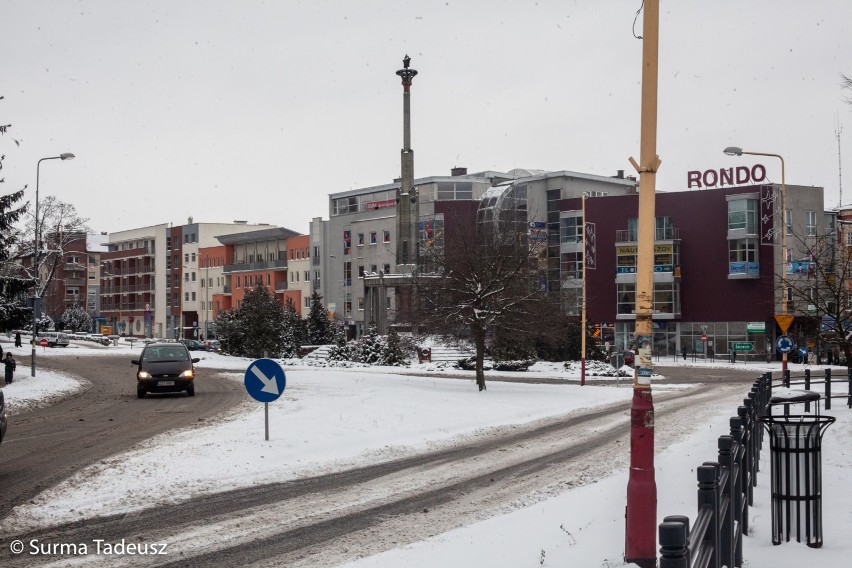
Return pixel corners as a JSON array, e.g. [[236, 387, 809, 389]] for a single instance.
[[215, 226, 302, 245]]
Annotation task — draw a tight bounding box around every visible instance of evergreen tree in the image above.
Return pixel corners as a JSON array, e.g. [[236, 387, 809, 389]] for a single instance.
[[236, 284, 287, 358], [0, 102, 31, 331], [214, 308, 242, 356], [280, 297, 302, 358], [306, 289, 332, 345], [382, 327, 408, 366], [62, 303, 93, 332], [358, 323, 385, 364], [213, 284, 288, 358], [327, 322, 353, 362]]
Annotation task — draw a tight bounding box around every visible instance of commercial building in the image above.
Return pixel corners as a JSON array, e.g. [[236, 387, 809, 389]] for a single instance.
[[561, 183, 830, 357]]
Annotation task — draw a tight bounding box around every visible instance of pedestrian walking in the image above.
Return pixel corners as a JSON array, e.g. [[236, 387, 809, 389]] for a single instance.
[[14, 331, 22, 348], [3, 352, 15, 384], [681, 343, 687, 360]]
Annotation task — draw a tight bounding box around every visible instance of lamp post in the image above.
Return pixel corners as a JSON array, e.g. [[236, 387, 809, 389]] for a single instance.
[[723, 147, 788, 371], [203, 254, 210, 340], [31, 153, 75, 376]]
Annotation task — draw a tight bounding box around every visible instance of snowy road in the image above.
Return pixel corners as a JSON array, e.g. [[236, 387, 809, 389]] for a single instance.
[[2, 371, 744, 567]]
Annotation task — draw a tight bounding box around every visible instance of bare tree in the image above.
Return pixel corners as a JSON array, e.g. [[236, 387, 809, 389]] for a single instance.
[[410, 208, 549, 391], [786, 231, 852, 366], [17, 195, 89, 299], [842, 73, 852, 105]]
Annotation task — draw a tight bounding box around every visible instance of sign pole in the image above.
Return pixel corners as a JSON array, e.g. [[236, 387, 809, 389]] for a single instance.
[[265, 402, 269, 441]]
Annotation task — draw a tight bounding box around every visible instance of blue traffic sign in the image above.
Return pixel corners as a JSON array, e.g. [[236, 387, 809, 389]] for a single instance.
[[775, 335, 796, 354], [244, 359, 286, 403]]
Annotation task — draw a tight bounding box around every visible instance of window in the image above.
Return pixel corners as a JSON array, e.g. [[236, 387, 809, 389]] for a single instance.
[[358, 297, 365, 311], [655, 216, 674, 239], [786, 209, 792, 235], [728, 239, 759, 277], [267, 274, 271, 285], [357, 233, 364, 246], [191, 253, 196, 262], [184, 253, 189, 263], [370, 232, 377, 245], [383, 264, 391, 274], [191, 292, 196, 301], [358, 265, 365, 278], [237, 276, 241, 288], [201, 279, 205, 288], [561, 252, 583, 279], [617, 283, 635, 315], [728, 199, 758, 233], [806, 210, 817, 236], [344, 262, 352, 286], [383, 230, 391, 243], [185, 292, 189, 301], [191, 272, 196, 282], [184, 273, 190, 282], [370, 265, 377, 274], [560, 215, 582, 244]]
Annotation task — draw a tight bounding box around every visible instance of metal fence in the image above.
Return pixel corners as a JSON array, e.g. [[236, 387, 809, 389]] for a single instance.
[[659, 373, 771, 568]]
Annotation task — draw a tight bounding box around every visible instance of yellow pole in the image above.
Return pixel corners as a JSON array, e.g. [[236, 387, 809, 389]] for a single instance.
[[625, 0, 659, 565]]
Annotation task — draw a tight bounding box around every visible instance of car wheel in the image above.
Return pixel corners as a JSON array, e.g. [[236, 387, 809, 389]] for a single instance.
[[137, 387, 146, 399], [187, 385, 195, 397]]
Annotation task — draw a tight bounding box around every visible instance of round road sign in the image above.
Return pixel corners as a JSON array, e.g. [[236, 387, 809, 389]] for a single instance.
[[775, 335, 795, 354]]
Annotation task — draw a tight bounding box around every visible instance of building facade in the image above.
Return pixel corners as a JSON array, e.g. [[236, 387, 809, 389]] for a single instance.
[[562, 183, 829, 357]]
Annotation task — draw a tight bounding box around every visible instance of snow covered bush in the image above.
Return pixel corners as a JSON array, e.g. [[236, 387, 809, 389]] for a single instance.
[[492, 359, 535, 371], [357, 324, 385, 364], [381, 327, 409, 366]]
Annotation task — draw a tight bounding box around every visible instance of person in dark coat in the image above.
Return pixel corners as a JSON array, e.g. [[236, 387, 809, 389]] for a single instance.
[[14, 332, 22, 348], [681, 344, 687, 360], [3, 352, 15, 384]]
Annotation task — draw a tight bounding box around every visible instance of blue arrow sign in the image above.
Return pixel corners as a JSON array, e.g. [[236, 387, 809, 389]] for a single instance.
[[244, 359, 286, 403], [775, 335, 796, 354]]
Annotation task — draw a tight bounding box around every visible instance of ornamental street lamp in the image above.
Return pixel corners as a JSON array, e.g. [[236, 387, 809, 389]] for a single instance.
[[723, 146, 789, 371], [31, 152, 75, 377]]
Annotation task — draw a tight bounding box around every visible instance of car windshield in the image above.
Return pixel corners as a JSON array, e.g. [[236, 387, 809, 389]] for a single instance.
[[142, 347, 189, 362]]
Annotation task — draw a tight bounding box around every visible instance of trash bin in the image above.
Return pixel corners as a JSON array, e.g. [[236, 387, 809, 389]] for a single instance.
[[757, 414, 835, 547]]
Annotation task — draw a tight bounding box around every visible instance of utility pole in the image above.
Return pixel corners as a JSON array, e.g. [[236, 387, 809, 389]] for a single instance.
[[625, 1, 659, 565]]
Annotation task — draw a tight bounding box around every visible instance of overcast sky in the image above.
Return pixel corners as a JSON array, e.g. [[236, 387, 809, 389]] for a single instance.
[[2, 1, 851, 234]]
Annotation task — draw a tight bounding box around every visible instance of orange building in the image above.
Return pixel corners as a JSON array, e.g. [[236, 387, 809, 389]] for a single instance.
[[211, 227, 305, 328]]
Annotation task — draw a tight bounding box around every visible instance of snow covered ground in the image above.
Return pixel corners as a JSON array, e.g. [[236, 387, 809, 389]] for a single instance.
[[1, 339, 850, 567]]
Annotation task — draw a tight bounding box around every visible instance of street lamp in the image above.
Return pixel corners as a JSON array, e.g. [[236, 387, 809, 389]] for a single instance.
[[31, 152, 75, 376], [723, 146, 788, 371]]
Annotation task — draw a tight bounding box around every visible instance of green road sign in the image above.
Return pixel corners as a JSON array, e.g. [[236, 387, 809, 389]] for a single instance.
[[732, 342, 754, 352]]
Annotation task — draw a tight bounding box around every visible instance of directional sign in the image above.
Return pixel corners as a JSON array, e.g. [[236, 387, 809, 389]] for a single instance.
[[775, 335, 795, 354], [732, 342, 753, 352], [244, 359, 286, 403]]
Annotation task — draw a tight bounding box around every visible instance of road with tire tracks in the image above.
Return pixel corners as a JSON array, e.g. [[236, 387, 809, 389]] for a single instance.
[[0, 354, 761, 566]]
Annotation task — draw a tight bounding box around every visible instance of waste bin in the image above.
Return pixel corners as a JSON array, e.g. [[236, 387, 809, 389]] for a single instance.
[[757, 414, 835, 547]]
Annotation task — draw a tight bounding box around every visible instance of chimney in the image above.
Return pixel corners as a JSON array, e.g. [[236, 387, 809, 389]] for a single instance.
[[451, 166, 468, 177], [616, 170, 625, 179]]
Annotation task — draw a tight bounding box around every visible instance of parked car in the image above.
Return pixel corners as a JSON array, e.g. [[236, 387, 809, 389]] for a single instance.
[[204, 339, 222, 353], [179, 339, 209, 351], [0, 390, 7, 446], [40, 331, 70, 348], [132, 342, 200, 398]]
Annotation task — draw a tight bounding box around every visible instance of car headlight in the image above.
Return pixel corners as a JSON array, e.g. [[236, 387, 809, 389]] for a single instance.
[[179, 369, 195, 379], [138, 371, 152, 380]]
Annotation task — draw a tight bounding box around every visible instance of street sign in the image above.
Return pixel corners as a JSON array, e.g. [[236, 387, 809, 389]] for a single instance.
[[731, 342, 753, 352], [40, 338, 47, 348], [244, 359, 286, 403], [746, 322, 766, 333], [774, 314, 795, 334], [775, 335, 795, 354]]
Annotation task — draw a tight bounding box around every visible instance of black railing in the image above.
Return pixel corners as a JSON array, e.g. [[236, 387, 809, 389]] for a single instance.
[[659, 373, 771, 568], [776, 368, 852, 412]]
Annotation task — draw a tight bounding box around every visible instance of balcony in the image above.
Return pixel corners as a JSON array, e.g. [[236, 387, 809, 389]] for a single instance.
[[615, 227, 680, 243], [728, 261, 760, 280], [223, 259, 288, 273], [274, 282, 288, 292]]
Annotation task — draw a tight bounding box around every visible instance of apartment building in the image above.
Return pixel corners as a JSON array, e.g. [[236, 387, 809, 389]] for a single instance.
[[103, 221, 274, 338]]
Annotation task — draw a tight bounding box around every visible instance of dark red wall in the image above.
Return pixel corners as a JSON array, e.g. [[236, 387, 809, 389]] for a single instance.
[[566, 186, 775, 323]]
